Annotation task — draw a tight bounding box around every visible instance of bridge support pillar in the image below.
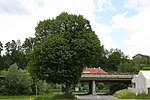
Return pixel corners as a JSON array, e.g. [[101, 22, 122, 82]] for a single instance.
[[88, 80, 96, 94], [92, 80, 96, 94]]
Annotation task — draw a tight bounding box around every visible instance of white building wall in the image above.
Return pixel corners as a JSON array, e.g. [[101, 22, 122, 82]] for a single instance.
[[136, 72, 146, 94], [146, 79, 150, 94], [132, 71, 150, 95], [131, 75, 137, 93]]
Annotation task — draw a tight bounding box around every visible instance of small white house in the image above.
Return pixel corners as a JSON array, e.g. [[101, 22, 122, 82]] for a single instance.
[[132, 71, 150, 94]]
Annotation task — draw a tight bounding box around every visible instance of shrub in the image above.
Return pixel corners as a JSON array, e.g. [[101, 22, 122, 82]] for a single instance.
[[114, 89, 136, 99], [109, 83, 128, 94], [0, 63, 33, 95], [114, 89, 150, 99], [32, 80, 49, 95]]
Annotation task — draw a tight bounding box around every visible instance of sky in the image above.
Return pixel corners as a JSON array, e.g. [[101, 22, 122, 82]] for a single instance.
[[0, 0, 150, 58]]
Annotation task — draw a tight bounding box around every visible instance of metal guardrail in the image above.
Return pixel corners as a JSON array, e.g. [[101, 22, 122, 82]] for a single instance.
[[82, 72, 135, 75], [81, 73, 135, 79]]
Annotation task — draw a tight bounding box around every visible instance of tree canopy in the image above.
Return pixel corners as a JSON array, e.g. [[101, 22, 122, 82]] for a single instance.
[[105, 49, 128, 72], [29, 12, 104, 93]]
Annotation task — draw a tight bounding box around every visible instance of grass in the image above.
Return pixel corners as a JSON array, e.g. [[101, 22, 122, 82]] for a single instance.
[[35, 93, 76, 100], [0, 93, 76, 100], [0, 96, 35, 100], [114, 89, 150, 99]]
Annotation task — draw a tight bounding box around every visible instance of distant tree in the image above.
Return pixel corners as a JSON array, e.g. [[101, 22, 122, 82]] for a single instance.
[[109, 83, 128, 94], [106, 49, 128, 71], [0, 56, 4, 70], [97, 49, 108, 69], [4, 42, 11, 55], [131, 54, 150, 72], [0, 41, 4, 70], [1, 56, 13, 69], [132, 54, 150, 66], [29, 12, 104, 94], [0, 63, 33, 95], [4, 40, 27, 69], [22, 37, 35, 54], [118, 61, 136, 73]]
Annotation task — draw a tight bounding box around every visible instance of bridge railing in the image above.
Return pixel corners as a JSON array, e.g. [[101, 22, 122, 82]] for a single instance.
[[81, 73, 135, 79], [82, 72, 135, 75]]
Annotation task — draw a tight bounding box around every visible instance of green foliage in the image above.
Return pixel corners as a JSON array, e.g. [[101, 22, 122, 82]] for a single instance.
[[32, 80, 50, 95], [133, 54, 150, 65], [1, 56, 13, 70], [109, 83, 128, 94], [97, 83, 105, 90], [3, 40, 27, 69], [105, 49, 128, 71], [132, 54, 150, 72], [114, 89, 150, 99], [0, 56, 5, 70], [114, 89, 136, 99], [29, 12, 104, 93], [22, 37, 35, 54], [142, 66, 150, 70], [118, 61, 139, 73], [0, 63, 33, 95]]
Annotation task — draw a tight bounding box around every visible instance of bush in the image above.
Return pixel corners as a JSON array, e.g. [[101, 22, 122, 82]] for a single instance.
[[114, 89, 136, 99], [32, 80, 49, 95], [114, 89, 150, 99], [0, 63, 33, 95], [109, 83, 128, 94]]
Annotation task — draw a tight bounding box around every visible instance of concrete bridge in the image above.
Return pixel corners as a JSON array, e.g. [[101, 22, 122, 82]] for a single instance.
[[80, 73, 135, 94]]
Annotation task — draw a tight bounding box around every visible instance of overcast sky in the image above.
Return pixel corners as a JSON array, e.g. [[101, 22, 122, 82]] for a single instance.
[[0, 0, 150, 57]]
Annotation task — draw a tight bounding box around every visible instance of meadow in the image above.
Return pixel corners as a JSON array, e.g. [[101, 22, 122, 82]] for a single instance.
[[0, 94, 76, 100]]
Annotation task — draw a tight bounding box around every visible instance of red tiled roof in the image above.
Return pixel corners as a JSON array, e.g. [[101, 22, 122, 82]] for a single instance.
[[83, 67, 107, 74]]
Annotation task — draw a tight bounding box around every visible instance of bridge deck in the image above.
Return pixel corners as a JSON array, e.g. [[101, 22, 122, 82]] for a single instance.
[[81, 73, 134, 82]]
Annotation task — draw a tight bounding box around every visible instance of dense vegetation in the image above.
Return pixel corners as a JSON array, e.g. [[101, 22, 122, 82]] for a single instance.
[[0, 12, 150, 96], [29, 12, 104, 94], [114, 89, 150, 99]]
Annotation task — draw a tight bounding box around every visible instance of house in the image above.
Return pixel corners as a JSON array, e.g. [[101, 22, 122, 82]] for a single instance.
[[82, 67, 107, 74], [132, 54, 144, 59], [132, 71, 150, 94]]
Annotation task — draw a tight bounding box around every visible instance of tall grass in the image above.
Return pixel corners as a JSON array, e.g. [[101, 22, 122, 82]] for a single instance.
[[114, 89, 136, 99], [114, 89, 150, 99]]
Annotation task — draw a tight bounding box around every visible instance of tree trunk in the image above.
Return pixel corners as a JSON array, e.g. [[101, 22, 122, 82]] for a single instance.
[[65, 82, 71, 94]]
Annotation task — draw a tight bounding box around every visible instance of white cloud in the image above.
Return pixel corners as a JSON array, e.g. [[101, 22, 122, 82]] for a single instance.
[[112, 6, 150, 57], [0, 14, 36, 44], [0, 0, 95, 44], [95, 0, 115, 12], [91, 22, 117, 49], [0, 0, 116, 51], [124, 0, 150, 12], [0, 0, 29, 15]]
